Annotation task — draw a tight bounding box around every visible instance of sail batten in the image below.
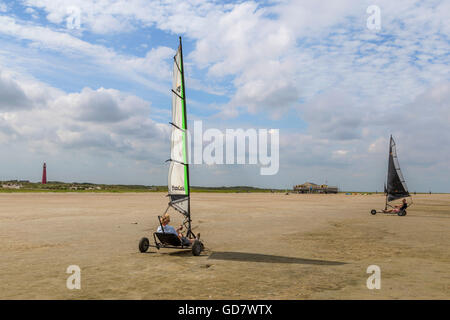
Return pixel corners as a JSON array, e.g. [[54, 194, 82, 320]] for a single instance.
[[386, 136, 409, 202], [168, 37, 190, 217]]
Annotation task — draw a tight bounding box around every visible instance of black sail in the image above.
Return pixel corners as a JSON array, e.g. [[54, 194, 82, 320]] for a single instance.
[[386, 136, 409, 202]]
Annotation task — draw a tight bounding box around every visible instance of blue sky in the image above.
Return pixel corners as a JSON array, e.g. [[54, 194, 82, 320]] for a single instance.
[[0, 0, 449, 192]]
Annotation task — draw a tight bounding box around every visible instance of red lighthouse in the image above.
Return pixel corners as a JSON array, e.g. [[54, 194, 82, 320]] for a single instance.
[[42, 163, 47, 184]]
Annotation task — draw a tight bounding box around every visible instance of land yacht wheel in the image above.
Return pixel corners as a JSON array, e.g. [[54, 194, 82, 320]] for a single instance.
[[192, 240, 203, 256], [139, 237, 150, 253]]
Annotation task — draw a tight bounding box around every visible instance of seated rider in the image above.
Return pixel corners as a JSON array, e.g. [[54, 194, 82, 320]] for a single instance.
[[157, 214, 194, 246], [383, 198, 408, 213]]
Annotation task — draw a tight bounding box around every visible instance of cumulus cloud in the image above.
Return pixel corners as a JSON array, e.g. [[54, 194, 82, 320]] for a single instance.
[[56, 87, 150, 123], [0, 67, 168, 166], [299, 90, 364, 140], [0, 69, 62, 111], [368, 137, 387, 154], [0, 1, 448, 190], [272, 81, 450, 191], [0, 116, 18, 139], [393, 82, 450, 167], [10, 1, 449, 116], [0, 70, 32, 111], [0, 15, 174, 93]]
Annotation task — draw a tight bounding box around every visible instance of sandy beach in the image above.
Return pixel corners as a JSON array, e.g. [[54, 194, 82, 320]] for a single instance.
[[0, 192, 448, 299]]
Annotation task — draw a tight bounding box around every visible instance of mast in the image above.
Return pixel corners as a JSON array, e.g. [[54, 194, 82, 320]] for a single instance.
[[384, 183, 388, 211], [179, 37, 193, 238], [385, 135, 392, 210], [384, 192, 388, 211]]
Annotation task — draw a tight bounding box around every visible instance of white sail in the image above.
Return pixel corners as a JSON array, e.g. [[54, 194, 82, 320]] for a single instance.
[[168, 40, 189, 215]]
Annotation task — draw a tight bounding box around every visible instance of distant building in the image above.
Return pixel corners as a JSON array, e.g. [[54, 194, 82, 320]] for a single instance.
[[2, 184, 22, 189], [293, 182, 338, 194]]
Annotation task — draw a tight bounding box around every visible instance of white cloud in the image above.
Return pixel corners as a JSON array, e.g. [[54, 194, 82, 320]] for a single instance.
[[0, 16, 173, 93], [0, 1, 449, 190], [13, 1, 449, 116], [0, 67, 168, 167], [299, 90, 364, 140], [333, 150, 348, 157], [0, 70, 33, 110], [368, 137, 387, 154], [0, 68, 62, 111]]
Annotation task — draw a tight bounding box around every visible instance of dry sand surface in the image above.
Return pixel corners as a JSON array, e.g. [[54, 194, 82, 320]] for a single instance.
[[0, 192, 448, 299]]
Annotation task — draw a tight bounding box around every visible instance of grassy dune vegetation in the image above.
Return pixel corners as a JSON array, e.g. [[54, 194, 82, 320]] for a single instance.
[[0, 181, 283, 193]]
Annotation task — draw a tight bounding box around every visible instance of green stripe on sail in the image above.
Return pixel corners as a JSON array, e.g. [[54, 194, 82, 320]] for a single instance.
[[179, 53, 189, 196]]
